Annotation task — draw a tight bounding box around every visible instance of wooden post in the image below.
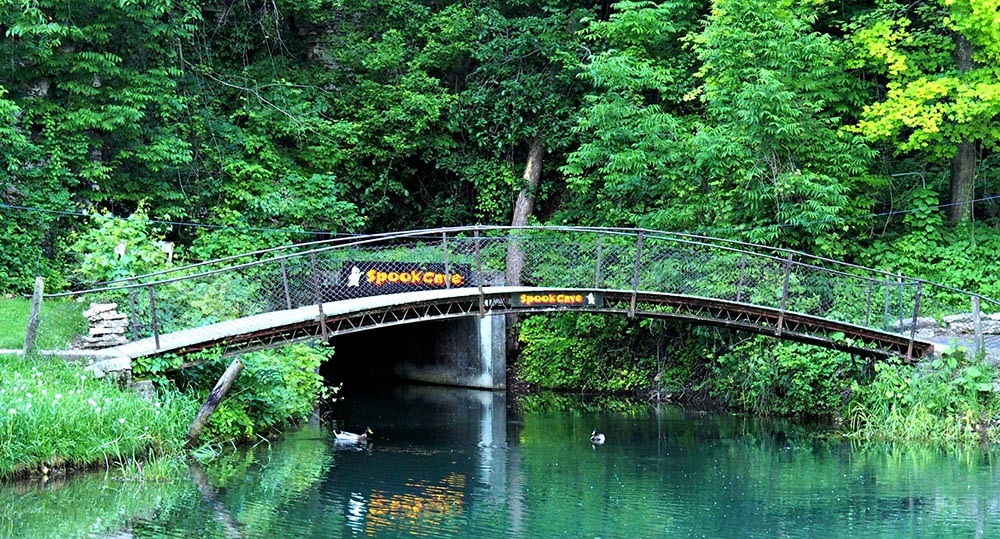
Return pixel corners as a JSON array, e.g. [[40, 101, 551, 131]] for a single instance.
[[23, 277, 44, 354], [185, 358, 244, 448], [973, 295, 985, 359]]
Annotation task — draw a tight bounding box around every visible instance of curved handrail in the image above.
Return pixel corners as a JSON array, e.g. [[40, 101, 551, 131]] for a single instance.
[[47, 225, 1000, 303]]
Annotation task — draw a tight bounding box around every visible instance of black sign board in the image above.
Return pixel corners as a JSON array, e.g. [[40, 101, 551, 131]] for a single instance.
[[511, 291, 604, 308], [339, 262, 474, 298]]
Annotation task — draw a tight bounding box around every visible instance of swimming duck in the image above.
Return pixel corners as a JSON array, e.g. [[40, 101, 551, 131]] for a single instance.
[[591, 429, 606, 444], [334, 427, 373, 443]]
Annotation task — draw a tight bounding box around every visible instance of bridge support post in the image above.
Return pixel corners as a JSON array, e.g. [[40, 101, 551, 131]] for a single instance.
[[776, 254, 792, 336], [630, 232, 644, 317], [128, 281, 140, 338], [594, 233, 604, 288], [311, 253, 328, 342], [905, 281, 922, 361], [147, 285, 160, 350], [736, 253, 747, 303]]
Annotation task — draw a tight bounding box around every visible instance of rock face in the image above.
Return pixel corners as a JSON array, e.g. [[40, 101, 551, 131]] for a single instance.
[[893, 312, 1000, 338], [78, 303, 129, 348], [900, 311, 1000, 364], [940, 313, 1000, 335]]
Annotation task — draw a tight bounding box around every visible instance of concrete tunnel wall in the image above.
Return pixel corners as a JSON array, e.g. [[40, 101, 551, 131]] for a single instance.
[[327, 315, 506, 390]]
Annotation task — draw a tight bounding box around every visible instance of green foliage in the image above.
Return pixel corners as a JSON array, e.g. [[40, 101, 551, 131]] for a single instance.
[[690, 0, 877, 254], [846, 350, 996, 442], [136, 343, 335, 443], [709, 337, 864, 416], [860, 192, 1000, 301], [561, 0, 704, 227], [66, 205, 174, 284], [139, 272, 266, 335], [517, 313, 655, 392], [849, 0, 1000, 158], [1, 0, 201, 209]]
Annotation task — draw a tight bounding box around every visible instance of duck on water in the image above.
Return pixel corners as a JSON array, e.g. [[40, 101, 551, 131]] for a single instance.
[[591, 429, 605, 444], [335, 427, 373, 443]]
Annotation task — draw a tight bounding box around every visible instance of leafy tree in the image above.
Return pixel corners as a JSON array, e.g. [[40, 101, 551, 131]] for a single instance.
[[66, 205, 173, 284], [849, 0, 1000, 223], [562, 0, 706, 228], [690, 0, 877, 255], [0, 0, 200, 290], [1, 0, 200, 211]]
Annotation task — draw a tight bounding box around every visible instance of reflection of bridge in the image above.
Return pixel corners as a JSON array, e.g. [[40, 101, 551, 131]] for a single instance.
[[40, 226, 999, 382]]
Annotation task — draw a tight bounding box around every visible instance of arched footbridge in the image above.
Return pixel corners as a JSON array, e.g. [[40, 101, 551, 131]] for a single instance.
[[40, 226, 999, 371]]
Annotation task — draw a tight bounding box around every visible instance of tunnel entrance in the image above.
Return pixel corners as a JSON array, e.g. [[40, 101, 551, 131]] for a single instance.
[[323, 322, 441, 386], [321, 315, 506, 391]]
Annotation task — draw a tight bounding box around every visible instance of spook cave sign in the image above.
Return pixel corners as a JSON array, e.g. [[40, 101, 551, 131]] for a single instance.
[[336, 262, 475, 299]]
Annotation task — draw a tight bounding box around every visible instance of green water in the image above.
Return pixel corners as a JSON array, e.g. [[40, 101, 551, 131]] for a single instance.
[[2, 385, 997, 538]]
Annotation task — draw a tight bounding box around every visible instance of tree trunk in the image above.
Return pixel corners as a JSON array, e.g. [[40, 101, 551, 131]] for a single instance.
[[505, 136, 545, 360], [949, 139, 976, 223], [505, 136, 545, 287], [948, 33, 976, 223]]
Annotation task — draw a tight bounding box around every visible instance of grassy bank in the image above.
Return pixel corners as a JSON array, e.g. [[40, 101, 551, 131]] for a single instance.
[[0, 341, 335, 480], [0, 297, 87, 350], [0, 298, 30, 348], [0, 354, 194, 478]]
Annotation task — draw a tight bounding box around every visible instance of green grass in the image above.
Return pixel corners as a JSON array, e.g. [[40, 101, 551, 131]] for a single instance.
[[0, 299, 29, 348], [0, 298, 88, 350], [0, 354, 195, 478]]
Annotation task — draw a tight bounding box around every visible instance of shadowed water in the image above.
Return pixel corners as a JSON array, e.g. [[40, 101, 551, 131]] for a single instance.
[[2, 385, 998, 538]]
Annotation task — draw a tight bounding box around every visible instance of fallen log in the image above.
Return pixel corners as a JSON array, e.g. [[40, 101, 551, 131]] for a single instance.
[[185, 358, 243, 448]]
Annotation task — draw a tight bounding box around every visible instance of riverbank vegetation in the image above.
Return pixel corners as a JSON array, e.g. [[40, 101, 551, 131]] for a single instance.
[[3, 0, 1000, 463], [516, 312, 1000, 443], [0, 353, 191, 478], [0, 342, 333, 479]]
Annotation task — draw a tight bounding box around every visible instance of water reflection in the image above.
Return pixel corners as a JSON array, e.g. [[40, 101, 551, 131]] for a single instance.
[[1, 386, 998, 538]]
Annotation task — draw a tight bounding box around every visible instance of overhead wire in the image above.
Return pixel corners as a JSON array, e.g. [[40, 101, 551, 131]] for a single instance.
[[2, 193, 999, 240]]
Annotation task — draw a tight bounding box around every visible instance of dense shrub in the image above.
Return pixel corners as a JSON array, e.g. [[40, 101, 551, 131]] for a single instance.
[[516, 313, 657, 393], [846, 351, 996, 443], [708, 338, 864, 417], [135, 343, 335, 443]]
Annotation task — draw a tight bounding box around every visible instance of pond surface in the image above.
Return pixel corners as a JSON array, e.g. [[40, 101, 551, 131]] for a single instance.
[[3, 384, 999, 538]]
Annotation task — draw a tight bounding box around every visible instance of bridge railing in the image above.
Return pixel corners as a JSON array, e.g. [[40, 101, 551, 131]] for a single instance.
[[25, 226, 1000, 359]]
